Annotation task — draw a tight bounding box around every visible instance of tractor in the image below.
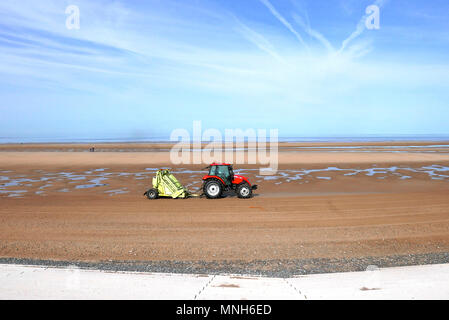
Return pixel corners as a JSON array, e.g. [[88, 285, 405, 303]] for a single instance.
[[202, 163, 257, 199], [144, 164, 257, 200]]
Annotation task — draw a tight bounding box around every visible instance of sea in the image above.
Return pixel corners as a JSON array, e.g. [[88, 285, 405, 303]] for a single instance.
[[1, 135, 449, 144]]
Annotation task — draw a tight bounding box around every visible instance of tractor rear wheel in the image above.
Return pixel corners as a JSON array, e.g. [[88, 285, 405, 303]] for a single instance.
[[146, 188, 158, 200], [203, 179, 223, 199], [236, 183, 252, 199]]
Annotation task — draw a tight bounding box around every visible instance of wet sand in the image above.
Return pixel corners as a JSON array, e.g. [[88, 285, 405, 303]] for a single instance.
[[1, 142, 449, 272]]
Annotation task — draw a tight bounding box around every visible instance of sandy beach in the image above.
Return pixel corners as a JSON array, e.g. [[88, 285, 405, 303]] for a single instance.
[[1, 141, 449, 274]]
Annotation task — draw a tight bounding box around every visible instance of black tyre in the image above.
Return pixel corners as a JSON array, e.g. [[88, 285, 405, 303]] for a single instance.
[[236, 183, 252, 199], [203, 179, 223, 199], [146, 188, 158, 200]]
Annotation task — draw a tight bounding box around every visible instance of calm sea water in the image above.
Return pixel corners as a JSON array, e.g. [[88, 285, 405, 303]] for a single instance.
[[1, 135, 449, 144]]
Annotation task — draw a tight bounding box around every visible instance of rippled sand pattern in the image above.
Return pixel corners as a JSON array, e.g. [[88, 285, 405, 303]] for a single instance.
[[1, 165, 448, 198]]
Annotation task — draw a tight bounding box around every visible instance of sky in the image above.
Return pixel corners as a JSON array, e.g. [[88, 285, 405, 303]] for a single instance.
[[0, 0, 448, 141]]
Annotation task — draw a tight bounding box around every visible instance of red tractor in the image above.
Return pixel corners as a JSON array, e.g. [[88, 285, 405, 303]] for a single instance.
[[202, 163, 257, 199]]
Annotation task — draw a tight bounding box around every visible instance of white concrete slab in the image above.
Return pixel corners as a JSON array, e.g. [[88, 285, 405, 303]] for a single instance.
[[196, 275, 300, 300], [0, 264, 213, 300], [1, 263, 449, 299], [287, 263, 449, 300]]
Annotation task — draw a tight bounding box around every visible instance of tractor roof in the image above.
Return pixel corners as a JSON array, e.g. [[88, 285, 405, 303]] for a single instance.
[[210, 162, 231, 166]]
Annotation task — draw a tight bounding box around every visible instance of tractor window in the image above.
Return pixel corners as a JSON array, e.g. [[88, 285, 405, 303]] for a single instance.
[[216, 166, 232, 185], [209, 165, 232, 185], [228, 166, 234, 178], [216, 166, 230, 177]]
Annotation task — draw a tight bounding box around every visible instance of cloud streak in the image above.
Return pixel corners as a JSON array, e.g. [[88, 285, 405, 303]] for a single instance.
[[292, 13, 334, 52], [232, 15, 285, 64], [259, 0, 309, 51], [338, 0, 387, 53]]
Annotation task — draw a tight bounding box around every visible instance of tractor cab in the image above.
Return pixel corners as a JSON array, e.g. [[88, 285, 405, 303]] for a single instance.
[[207, 164, 234, 186]]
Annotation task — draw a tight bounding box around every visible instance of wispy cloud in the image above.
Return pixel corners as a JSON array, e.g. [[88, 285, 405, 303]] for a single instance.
[[292, 13, 334, 52], [338, 0, 387, 53], [232, 15, 286, 64], [259, 0, 309, 51]]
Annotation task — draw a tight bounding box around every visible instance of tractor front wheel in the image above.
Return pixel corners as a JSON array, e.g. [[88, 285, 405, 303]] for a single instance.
[[146, 188, 159, 200], [236, 183, 252, 199], [203, 179, 223, 199]]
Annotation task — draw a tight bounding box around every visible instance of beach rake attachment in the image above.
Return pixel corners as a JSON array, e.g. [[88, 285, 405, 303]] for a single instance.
[[144, 169, 199, 199]]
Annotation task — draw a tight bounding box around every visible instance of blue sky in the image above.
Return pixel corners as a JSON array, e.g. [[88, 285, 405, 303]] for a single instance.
[[0, 0, 449, 141]]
